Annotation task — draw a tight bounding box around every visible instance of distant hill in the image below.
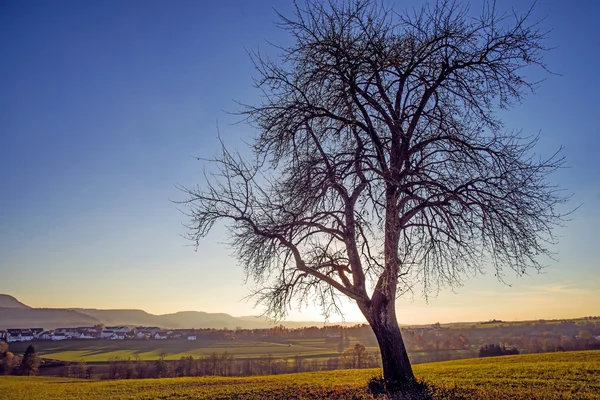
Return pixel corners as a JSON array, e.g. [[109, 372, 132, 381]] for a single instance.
[[0, 294, 31, 309], [71, 309, 343, 329], [0, 294, 356, 330], [70, 309, 176, 328], [0, 308, 101, 330]]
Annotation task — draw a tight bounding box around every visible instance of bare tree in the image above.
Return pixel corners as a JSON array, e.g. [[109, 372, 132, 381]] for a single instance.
[[180, 0, 568, 394]]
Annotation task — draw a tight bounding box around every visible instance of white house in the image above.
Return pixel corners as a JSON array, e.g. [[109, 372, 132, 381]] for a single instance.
[[38, 331, 53, 340], [187, 335, 197, 341], [77, 332, 97, 339], [55, 328, 79, 338], [138, 327, 161, 335], [154, 332, 168, 340], [101, 330, 115, 339], [20, 330, 34, 342], [52, 333, 67, 341], [109, 333, 126, 340], [30, 328, 44, 337], [6, 329, 34, 343]]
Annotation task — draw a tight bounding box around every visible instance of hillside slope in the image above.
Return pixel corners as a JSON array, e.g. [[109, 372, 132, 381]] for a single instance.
[[0, 294, 30, 309]]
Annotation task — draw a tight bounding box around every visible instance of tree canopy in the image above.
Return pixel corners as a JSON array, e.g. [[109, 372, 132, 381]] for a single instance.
[[181, 0, 568, 393]]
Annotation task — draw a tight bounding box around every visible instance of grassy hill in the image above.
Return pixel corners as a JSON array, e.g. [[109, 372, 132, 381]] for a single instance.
[[0, 350, 598, 399]]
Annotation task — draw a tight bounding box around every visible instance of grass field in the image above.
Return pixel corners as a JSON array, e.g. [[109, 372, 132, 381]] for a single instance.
[[0, 350, 598, 399], [8, 338, 360, 362]]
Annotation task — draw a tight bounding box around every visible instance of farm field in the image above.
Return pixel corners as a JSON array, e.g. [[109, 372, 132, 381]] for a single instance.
[[8, 338, 365, 362], [0, 350, 598, 399]]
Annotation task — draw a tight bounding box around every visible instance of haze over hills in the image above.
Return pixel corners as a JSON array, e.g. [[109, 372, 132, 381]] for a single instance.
[[0, 294, 356, 330], [69, 308, 288, 330]]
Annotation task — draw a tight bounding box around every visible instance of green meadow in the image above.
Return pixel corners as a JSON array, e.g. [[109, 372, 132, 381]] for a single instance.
[[1, 350, 598, 399], [8, 338, 353, 362]]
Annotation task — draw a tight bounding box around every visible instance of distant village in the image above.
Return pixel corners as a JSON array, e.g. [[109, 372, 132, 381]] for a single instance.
[[0, 326, 198, 343]]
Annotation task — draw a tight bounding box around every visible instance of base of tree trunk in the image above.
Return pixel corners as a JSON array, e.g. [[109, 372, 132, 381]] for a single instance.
[[387, 381, 432, 400], [362, 296, 416, 388]]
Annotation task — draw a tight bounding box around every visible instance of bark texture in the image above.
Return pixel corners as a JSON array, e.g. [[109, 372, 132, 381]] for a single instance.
[[362, 295, 415, 387]]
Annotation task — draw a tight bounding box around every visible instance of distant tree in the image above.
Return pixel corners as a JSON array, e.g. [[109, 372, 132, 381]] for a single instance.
[[85, 365, 96, 380], [20, 345, 40, 376], [134, 355, 150, 379], [70, 359, 95, 379], [0, 349, 19, 375], [478, 343, 519, 357], [181, 0, 568, 394], [123, 357, 135, 379], [176, 355, 196, 377], [108, 357, 122, 379], [292, 354, 305, 373], [154, 353, 168, 378], [76, 360, 88, 379], [60, 362, 72, 378], [341, 342, 370, 368]]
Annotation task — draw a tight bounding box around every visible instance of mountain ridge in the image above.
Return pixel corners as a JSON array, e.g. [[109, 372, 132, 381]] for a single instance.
[[0, 294, 31, 309], [0, 294, 359, 330]]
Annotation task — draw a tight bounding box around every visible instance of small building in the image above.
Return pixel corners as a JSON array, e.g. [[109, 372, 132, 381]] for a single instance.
[[187, 335, 197, 341], [154, 332, 168, 340], [52, 333, 67, 341], [30, 328, 44, 337], [38, 331, 53, 340], [6, 329, 34, 343], [55, 328, 78, 338], [109, 333, 126, 340], [76, 330, 98, 339], [101, 330, 115, 339]]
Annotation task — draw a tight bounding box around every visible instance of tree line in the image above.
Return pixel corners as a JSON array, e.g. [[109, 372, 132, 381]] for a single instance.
[[0, 342, 40, 376], [77, 343, 380, 380]]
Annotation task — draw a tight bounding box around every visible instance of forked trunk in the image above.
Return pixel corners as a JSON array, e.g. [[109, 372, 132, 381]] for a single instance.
[[361, 294, 415, 393]]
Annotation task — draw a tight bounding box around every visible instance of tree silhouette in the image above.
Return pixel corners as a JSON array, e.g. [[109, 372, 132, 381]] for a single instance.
[[20, 345, 39, 376], [181, 0, 568, 394]]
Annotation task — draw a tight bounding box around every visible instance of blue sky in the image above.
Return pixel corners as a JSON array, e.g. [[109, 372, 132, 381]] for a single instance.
[[0, 0, 598, 324]]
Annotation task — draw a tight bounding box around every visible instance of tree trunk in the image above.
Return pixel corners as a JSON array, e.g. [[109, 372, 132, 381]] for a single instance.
[[361, 293, 415, 393]]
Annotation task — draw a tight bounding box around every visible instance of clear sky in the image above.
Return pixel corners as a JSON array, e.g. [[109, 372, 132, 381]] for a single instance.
[[0, 0, 598, 325]]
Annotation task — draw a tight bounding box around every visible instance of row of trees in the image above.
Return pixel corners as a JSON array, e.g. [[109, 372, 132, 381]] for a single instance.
[[102, 343, 379, 380], [478, 344, 519, 357], [0, 343, 40, 376]]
